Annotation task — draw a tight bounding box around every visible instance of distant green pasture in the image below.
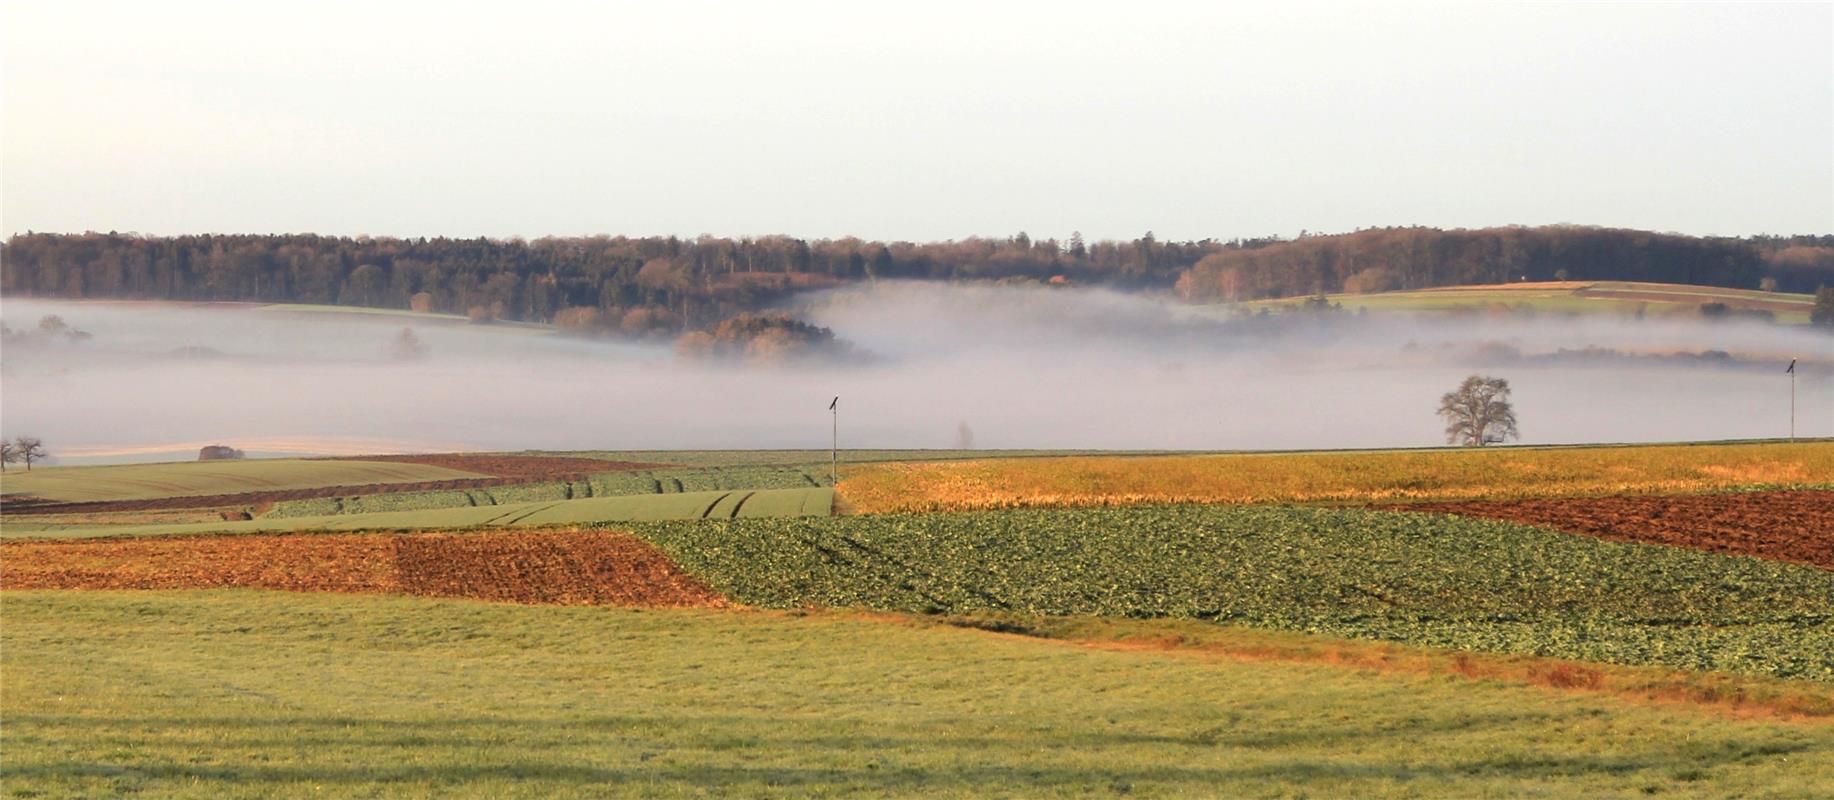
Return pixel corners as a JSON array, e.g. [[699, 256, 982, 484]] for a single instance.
[[4, 487, 832, 539], [0, 459, 486, 503], [1238, 281, 1814, 323]]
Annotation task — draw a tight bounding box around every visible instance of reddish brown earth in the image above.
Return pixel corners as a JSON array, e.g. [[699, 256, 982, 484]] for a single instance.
[[1404, 490, 1834, 570], [0, 529, 725, 607], [1, 454, 668, 517]]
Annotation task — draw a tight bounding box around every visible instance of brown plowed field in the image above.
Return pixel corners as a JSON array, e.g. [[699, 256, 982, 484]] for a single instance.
[[3, 454, 669, 517], [1404, 490, 1834, 570], [0, 529, 724, 607]]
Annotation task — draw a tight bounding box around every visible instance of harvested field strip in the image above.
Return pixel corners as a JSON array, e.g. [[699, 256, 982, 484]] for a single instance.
[[837, 441, 1834, 513], [0, 530, 725, 607], [1403, 490, 1834, 570]]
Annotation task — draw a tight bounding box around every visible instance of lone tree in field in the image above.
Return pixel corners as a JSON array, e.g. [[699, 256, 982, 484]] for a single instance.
[[11, 436, 47, 470], [0, 440, 15, 472], [1438, 376, 1519, 447]]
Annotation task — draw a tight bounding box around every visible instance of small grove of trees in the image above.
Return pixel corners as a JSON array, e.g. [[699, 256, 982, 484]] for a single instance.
[[198, 445, 245, 460], [1437, 376, 1520, 447], [1, 314, 93, 346], [1812, 286, 1834, 329], [1, 436, 47, 471], [674, 313, 855, 364]]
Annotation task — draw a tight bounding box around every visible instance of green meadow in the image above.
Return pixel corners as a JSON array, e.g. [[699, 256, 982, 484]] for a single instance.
[[4, 591, 1829, 800], [1237, 280, 1816, 323], [2, 487, 834, 539], [0, 458, 485, 503]]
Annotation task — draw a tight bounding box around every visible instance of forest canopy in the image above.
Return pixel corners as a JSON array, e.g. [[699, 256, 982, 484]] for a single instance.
[[3, 227, 1827, 334]]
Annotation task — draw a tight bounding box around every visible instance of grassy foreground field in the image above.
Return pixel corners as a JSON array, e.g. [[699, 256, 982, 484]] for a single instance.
[[0, 458, 486, 503], [2, 487, 833, 539], [837, 441, 1834, 513], [634, 505, 1834, 679], [4, 591, 1830, 799]]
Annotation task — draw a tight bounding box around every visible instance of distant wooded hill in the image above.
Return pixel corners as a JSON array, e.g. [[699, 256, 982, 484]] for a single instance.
[[3, 227, 1829, 332]]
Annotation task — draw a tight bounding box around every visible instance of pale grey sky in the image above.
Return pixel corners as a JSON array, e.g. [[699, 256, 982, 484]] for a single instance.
[[3, 0, 1830, 241]]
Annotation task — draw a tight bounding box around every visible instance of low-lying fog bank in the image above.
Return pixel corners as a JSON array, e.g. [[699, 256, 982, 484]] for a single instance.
[[2, 285, 1827, 464]]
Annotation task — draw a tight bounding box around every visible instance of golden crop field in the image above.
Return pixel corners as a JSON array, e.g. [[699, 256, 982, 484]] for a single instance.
[[836, 441, 1834, 514]]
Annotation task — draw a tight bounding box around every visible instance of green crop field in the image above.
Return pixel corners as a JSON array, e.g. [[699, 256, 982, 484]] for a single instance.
[[6, 487, 833, 539], [4, 591, 1829, 799], [261, 464, 831, 518], [634, 505, 1834, 679], [1237, 281, 1817, 322], [0, 458, 487, 503]]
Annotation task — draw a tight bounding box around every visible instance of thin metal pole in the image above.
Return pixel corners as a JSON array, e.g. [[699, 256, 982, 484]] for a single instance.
[[831, 403, 838, 485], [1790, 368, 1796, 442]]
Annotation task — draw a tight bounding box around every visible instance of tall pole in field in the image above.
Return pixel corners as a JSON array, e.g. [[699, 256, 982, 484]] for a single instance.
[[829, 396, 839, 485], [1787, 358, 1796, 442]]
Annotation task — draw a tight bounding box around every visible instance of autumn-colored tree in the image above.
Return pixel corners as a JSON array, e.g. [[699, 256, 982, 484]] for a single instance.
[[674, 313, 851, 363]]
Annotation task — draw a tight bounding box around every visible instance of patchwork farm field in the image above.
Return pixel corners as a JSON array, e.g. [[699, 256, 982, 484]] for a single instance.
[[835, 441, 1834, 513], [4, 441, 1832, 798]]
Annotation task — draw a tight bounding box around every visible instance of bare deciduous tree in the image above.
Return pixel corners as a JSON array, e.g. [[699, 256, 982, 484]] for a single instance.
[[12, 436, 47, 470], [1438, 376, 1519, 447], [0, 440, 16, 472]]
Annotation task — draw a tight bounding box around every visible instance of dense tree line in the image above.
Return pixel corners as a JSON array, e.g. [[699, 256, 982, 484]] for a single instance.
[[3, 227, 1828, 332], [0, 231, 1208, 330], [1176, 227, 1833, 302]]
